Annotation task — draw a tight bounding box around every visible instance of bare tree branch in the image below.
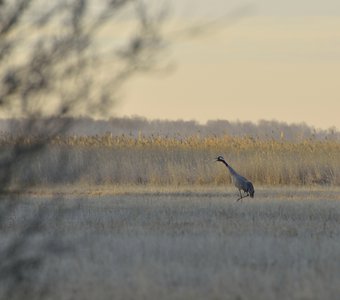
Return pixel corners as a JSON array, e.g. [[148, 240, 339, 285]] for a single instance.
[[0, 0, 168, 297]]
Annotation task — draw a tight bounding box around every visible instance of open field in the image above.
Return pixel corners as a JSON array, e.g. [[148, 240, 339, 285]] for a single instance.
[[1, 186, 340, 299]]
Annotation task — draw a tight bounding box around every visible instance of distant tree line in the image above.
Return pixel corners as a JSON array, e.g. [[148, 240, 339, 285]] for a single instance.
[[0, 117, 339, 141]]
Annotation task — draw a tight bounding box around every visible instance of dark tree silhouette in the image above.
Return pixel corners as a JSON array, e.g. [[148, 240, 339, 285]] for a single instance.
[[0, 0, 167, 298]]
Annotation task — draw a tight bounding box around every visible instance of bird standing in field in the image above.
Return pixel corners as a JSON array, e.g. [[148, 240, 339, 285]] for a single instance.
[[216, 155, 254, 201]]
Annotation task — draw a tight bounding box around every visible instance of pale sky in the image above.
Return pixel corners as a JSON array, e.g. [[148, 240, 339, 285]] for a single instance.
[[114, 0, 340, 130]]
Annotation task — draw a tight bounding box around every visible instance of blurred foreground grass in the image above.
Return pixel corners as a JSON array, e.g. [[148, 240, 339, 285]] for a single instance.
[[1, 187, 340, 299]]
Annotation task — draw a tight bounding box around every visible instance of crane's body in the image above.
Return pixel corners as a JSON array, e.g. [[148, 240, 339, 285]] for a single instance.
[[216, 156, 254, 201]]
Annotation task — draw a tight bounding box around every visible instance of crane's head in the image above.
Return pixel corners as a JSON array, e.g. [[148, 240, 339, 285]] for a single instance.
[[215, 155, 225, 162]]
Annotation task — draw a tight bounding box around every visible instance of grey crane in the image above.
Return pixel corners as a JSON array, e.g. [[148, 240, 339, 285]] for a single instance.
[[215, 155, 254, 201]]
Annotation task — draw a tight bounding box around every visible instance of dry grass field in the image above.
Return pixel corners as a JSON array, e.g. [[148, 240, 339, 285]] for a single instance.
[[1, 134, 340, 187], [1, 186, 340, 300], [1, 134, 340, 299]]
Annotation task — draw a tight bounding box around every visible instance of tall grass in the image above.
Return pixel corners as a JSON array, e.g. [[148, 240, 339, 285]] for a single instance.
[[1, 133, 340, 186]]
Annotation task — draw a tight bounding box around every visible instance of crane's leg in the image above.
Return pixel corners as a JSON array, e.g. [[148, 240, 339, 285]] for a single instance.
[[236, 190, 243, 202], [236, 190, 250, 202]]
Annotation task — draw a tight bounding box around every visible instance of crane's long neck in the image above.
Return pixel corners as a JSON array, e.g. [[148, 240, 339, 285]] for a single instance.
[[221, 160, 238, 177]]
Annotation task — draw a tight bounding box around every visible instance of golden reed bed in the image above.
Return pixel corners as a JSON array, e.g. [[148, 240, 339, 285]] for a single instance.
[[1, 133, 340, 186]]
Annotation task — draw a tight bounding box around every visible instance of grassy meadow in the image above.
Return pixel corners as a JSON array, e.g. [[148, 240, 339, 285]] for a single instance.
[[1, 133, 340, 299], [1, 187, 340, 299]]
